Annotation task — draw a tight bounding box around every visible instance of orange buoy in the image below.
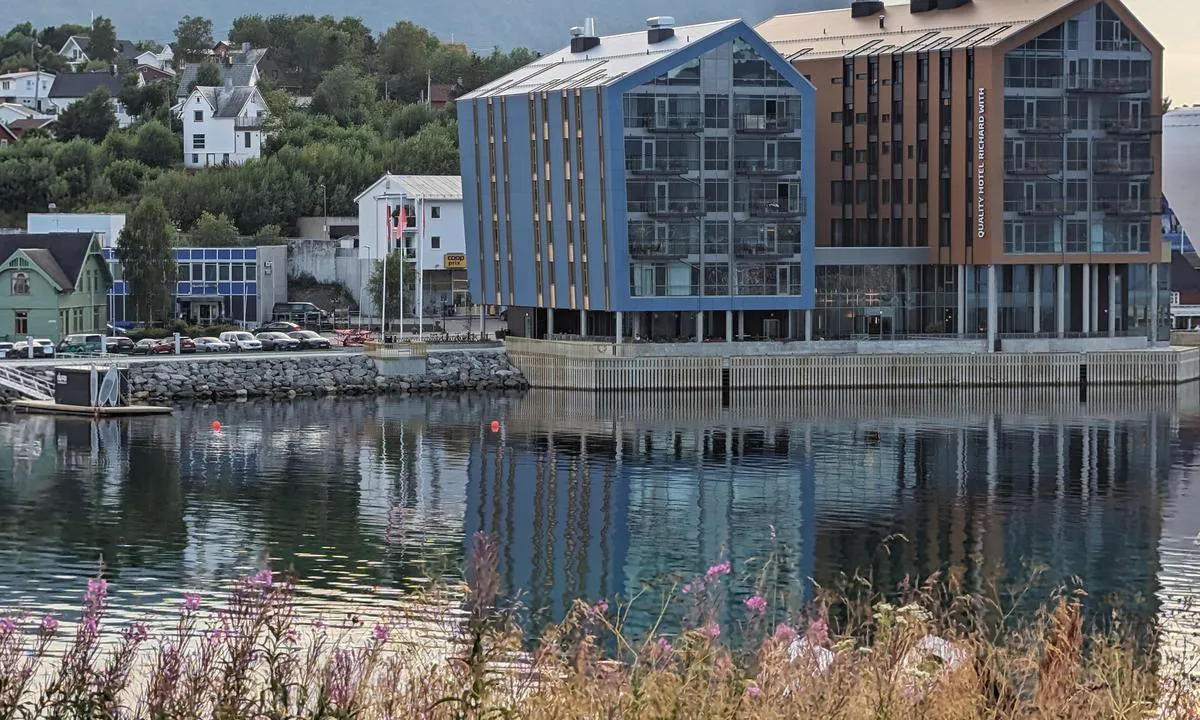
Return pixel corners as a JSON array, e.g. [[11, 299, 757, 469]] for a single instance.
[[211, 420, 222, 431], [490, 420, 500, 433]]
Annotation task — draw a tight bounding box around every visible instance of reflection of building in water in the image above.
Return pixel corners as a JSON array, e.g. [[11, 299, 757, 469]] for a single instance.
[[1156, 413, 1200, 664]]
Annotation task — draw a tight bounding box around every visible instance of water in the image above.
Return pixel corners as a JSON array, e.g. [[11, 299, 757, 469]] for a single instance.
[[1, 388, 1199, 647]]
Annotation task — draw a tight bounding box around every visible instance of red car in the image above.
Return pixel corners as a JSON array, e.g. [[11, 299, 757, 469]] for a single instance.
[[153, 337, 196, 354]]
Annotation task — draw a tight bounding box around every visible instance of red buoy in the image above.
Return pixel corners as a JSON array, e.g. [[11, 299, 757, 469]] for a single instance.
[[490, 420, 500, 433], [211, 420, 222, 431]]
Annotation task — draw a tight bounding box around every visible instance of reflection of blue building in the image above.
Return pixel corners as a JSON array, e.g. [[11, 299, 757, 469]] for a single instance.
[[458, 18, 816, 341], [103, 245, 287, 325]]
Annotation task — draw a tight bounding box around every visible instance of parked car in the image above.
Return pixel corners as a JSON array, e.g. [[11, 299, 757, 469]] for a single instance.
[[153, 337, 196, 354], [7, 339, 55, 359], [0, 342, 12, 355], [194, 337, 231, 352], [272, 302, 329, 322], [287, 330, 333, 350], [104, 337, 136, 355], [256, 331, 300, 351], [58, 333, 103, 354], [253, 320, 301, 334], [132, 339, 158, 355], [219, 331, 263, 352]]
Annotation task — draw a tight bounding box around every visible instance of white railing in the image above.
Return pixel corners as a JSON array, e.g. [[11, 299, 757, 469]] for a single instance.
[[0, 364, 53, 400]]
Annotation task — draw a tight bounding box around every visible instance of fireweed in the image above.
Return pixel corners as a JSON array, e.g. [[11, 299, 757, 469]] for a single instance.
[[0, 532, 1195, 719]]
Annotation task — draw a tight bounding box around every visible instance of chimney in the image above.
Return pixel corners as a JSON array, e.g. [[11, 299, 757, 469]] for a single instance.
[[879, 14, 885, 29], [569, 18, 600, 53], [110, 64, 118, 76], [851, 0, 885, 18], [647, 16, 675, 44]]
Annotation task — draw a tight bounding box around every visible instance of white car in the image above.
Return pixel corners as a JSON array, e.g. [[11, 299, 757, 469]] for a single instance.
[[218, 331, 263, 351], [194, 336, 231, 352]]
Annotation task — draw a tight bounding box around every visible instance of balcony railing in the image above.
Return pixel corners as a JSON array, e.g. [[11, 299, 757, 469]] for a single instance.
[[629, 240, 699, 258], [1005, 158, 1064, 175], [1066, 75, 1151, 94], [641, 113, 703, 133], [625, 158, 696, 175], [732, 239, 801, 258], [744, 197, 807, 218], [1093, 157, 1154, 176], [1004, 116, 1066, 135], [1100, 116, 1162, 135], [733, 158, 801, 176], [628, 199, 705, 218], [234, 115, 265, 129], [1008, 200, 1067, 216], [734, 114, 798, 134], [1095, 198, 1161, 216]]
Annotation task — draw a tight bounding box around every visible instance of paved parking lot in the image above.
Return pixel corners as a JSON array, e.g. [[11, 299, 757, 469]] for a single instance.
[[0, 348, 363, 366]]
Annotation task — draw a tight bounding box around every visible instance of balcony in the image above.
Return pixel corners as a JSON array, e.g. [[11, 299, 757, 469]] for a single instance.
[[1011, 200, 1067, 217], [1096, 198, 1161, 216], [734, 114, 798, 134], [1100, 116, 1162, 135], [1004, 116, 1066, 135], [629, 239, 698, 259], [1093, 157, 1154, 176], [1005, 158, 1064, 176], [745, 197, 807, 218], [234, 115, 265, 130], [626, 158, 695, 176], [628, 199, 705, 218], [1066, 75, 1151, 94], [733, 158, 801, 176], [641, 113, 703, 134], [732, 228, 801, 257]]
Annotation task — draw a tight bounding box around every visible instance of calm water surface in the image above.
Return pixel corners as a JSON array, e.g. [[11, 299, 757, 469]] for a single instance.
[[1, 389, 1199, 645]]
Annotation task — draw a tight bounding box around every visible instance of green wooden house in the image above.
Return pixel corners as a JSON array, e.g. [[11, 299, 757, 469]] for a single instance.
[[0, 232, 111, 342]]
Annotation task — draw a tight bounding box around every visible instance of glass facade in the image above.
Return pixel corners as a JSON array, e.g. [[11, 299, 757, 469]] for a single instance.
[[1002, 3, 1157, 255], [623, 38, 807, 300], [106, 247, 261, 325]]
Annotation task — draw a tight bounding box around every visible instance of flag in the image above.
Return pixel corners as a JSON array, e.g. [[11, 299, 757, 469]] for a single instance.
[[397, 205, 407, 243], [384, 204, 392, 253]]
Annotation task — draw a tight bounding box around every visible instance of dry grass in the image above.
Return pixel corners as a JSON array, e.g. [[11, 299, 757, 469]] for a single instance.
[[1, 533, 1197, 720]]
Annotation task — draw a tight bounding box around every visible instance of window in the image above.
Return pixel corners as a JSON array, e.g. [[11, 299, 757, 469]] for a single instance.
[[14, 311, 27, 335], [193, 110, 203, 122], [855, 150, 867, 163], [831, 111, 843, 123], [882, 113, 890, 123], [244, 131, 251, 148], [191, 154, 198, 164], [10, 271, 29, 295], [832, 77, 843, 85], [192, 134, 205, 149], [222, 153, 229, 164], [431, 236, 441, 249], [430, 206, 441, 219], [831, 181, 846, 204], [855, 113, 867, 124], [882, 142, 890, 155], [232, 263, 244, 281], [831, 150, 842, 162]]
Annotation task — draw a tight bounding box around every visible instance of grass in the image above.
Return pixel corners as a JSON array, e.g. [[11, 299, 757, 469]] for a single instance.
[[0, 533, 1197, 720]]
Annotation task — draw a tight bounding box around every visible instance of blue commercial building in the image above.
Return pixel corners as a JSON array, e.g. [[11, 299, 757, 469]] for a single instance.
[[458, 17, 816, 341]]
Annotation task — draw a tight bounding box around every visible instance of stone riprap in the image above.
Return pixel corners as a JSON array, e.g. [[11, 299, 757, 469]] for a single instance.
[[0, 351, 528, 404]]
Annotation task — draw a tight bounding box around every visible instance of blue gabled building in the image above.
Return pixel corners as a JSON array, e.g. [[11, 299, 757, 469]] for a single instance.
[[458, 17, 816, 341]]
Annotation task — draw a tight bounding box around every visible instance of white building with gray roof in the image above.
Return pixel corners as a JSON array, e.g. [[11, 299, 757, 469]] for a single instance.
[[176, 81, 268, 168]]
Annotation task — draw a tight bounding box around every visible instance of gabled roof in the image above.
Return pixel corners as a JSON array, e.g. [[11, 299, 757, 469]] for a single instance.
[[0, 232, 99, 291], [118, 40, 141, 61], [756, 0, 1158, 60], [63, 35, 90, 53], [461, 19, 738, 99], [7, 117, 55, 135], [175, 60, 260, 97], [0, 70, 54, 80], [355, 174, 463, 203], [48, 71, 123, 99], [189, 85, 261, 118], [0, 124, 17, 143]]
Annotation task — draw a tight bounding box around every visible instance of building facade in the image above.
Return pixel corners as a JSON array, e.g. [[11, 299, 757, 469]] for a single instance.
[[0, 71, 55, 113], [177, 85, 268, 168], [458, 18, 817, 341], [0, 233, 110, 341], [757, 0, 1167, 344]]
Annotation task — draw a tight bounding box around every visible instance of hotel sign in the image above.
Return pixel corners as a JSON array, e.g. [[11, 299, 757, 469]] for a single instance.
[[976, 88, 987, 240]]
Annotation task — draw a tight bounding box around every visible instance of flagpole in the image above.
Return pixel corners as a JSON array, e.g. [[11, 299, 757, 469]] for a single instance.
[[381, 202, 388, 342], [398, 198, 405, 342], [417, 196, 424, 341]]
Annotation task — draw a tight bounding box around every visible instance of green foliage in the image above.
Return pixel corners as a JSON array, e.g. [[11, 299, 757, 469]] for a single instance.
[[188, 211, 239, 246], [103, 159, 149, 195], [37, 24, 88, 55], [117, 196, 176, 322], [254, 224, 284, 243], [52, 139, 100, 199], [311, 64, 377, 126], [192, 60, 222, 90], [88, 16, 118, 63], [174, 16, 214, 62], [377, 21, 439, 103], [230, 14, 375, 92], [120, 76, 173, 118], [56, 89, 117, 142], [101, 130, 137, 162], [134, 120, 179, 169]]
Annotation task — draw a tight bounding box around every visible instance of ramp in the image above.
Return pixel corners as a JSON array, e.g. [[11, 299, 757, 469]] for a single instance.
[[0, 365, 53, 401]]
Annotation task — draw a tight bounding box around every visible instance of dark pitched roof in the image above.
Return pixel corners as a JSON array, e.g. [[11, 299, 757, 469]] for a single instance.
[[68, 35, 91, 52], [194, 85, 258, 117], [0, 232, 96, 291], [118, 40, 141, 61], [7, 117, 55, 135], [0, 124, 17, 143], [48, 71, 123, 99], [176, 61, 258, 97]]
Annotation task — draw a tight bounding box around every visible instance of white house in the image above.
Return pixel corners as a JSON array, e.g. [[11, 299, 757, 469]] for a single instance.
[[355, 175, 468, 313], [58, 36, 91, 68], [0, 71, 55, 112], [0, 102, 53, 125], [177, 82, 267, 168], [47, 70, 137, 128]]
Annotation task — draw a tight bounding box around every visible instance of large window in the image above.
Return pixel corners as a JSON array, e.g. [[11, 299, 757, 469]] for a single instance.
[[14, 310, 27, 335], [192, 134, 206, 150], [1095, 3, 1144, 53]]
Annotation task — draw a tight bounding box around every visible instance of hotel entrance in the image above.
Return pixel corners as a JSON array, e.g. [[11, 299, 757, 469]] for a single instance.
[[177, 297, 224, 324]]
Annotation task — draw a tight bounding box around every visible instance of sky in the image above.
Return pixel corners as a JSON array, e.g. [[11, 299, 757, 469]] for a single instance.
[[1125, 0, 1198, 105]]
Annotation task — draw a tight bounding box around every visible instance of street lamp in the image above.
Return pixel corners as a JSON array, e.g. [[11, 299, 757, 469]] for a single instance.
[[360, 245, 373, 328], [318, 183, 328, 241]]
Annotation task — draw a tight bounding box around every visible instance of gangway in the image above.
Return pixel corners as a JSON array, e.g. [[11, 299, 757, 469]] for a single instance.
[[0, 364, 53, 401]]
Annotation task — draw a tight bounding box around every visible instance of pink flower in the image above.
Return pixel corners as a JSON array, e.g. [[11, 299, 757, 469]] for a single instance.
[[40, 615, 58, 633], [773, 623, 797, 642], [183, 592, 201, 613], [656, 636, 673, 655], [249, 569, 273, 587], [681, 584, 691, 594], [806, 618, 830, 646], [373, 623, 389, 642], [745, 685, 762, 698], [705, 561, 731, 580], [0, 617, 15, 635], [705, 623, 721, 638], [744, 594, 767, 616], [122, 623, 149, 643], [594, 600, 609, 615]]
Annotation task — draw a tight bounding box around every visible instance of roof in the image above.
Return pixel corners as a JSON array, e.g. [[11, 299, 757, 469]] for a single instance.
[[48, 71, 123, 99], [0, 232, 98, 291], [191, 85, 259, 117], [66, 35, 90, 52], [0, 124, 17, 143], [1164, 108, 1200, 252], [355, 175, 463, 203], [8, 117, 55, 132], [461, 19, 738, 99], [118, 40, 141, 61], [137, 65, 175, 80], [756, 0, 1156, 60], [0, 70, 53, 80], [176, 60, 260, 97]]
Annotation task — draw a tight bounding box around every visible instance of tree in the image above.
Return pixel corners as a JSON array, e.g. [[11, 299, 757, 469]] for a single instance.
[[104, 159, 148, 195], [118, 196, 176, 322], [190, 60, 222, 92], [1163, 96, 1174, 114], [311, 64, 377, 126], [367, 251, 415, 327], [56, 89, 116, 142], [134, 120, 179, 168], [175, 16, 214, 62], [120, 75, 173, 118], [88, 16, 118, 63], [188, 211, 239, 246], [253, 223, 283, 243], [377, 21, 439, 102], [37, 24, 88, 55]]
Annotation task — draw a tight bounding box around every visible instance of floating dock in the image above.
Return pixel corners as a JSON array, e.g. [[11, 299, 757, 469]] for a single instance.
[[12, 400, 173, 416]]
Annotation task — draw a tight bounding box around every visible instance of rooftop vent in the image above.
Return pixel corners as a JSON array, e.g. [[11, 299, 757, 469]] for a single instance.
[[647, 16, 676, 44], [851, 0, 885, 18], [570, 17, 600, 53]]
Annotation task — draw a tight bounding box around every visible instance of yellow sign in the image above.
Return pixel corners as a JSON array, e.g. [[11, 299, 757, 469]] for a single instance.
[[444, 253, 467, 269]]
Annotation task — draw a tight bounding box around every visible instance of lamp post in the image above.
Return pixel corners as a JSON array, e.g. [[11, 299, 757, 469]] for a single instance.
[[318, 183, 328, 241], [360, 245, 373, 328]]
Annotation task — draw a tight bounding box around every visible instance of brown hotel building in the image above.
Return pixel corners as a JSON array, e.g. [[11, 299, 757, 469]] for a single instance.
[[757, 0, 1166, 346]]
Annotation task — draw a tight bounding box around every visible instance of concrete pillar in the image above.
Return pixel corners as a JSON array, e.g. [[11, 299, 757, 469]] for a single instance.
[[580, 309, 588, 337], [615, 311, 623, 343], [1033, 267, 1042, 334], [695, 311, 704, 342], [1091, 264, 1100, 335], [787, 310, 795, 340], [1056, 264, 1066, 338], [956, 264, 967, 336], [1149, 262, 1159, 343], [737, 311, 745, 340], [1082, 263, 1091, 334], [986, 264, 997, 352], [726, 309, 734, 342], [1108, 265, 1117, 338], [805, 309, 813, 341], [547, 308, 555, 338]]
